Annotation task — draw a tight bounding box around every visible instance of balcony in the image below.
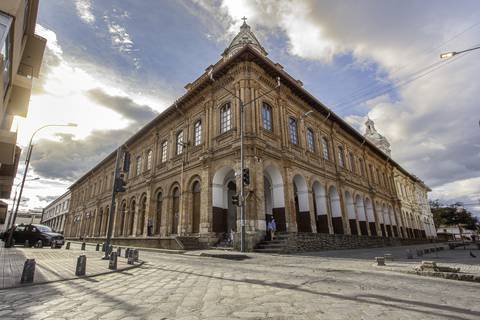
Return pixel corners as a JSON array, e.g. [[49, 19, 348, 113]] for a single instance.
[[0, 130, 17, 165], [0, 146, 21, 199]]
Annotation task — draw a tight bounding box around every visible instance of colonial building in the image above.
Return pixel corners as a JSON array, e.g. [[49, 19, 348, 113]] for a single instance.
[[64, 21, 435, 250], [0, 0, 45, 227], [41, 191, 70, 233]]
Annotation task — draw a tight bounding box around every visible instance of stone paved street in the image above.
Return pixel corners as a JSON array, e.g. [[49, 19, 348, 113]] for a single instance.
[[1, 244, 479, 319]]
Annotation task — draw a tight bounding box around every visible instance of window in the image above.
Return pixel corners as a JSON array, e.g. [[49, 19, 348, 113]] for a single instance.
[[136, 156, 142, 175], [0, 13, 13, 98], [337, 146, 345, 167], [349, 152, 356, 173], [321, 137, 329, 160], [176, 130, 184, 155], [376, 169, 381, 185], [262, 103, 273, 131], [358, 158, 365, 176], [194, 121, 202, 146], [306, 128, 315, 152], [161, 141, 168, 163], [220, 103, 232, 133], [289, 117, 298, 145], [146, 149, 153, 170], [23, 0, 31, 35], [369, 164, 374, 182]]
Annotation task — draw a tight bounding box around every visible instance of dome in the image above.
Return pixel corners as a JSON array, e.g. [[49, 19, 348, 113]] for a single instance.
[[223, 18, 267, 59], [364, 118, 391, 156]]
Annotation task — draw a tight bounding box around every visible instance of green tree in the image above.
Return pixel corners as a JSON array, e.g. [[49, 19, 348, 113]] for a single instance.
[[430, 200, 478, 230]]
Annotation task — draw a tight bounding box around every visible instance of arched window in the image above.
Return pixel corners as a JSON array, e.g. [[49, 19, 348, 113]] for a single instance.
[[136, 155, 142, 175], [349, 152, 356, 173], [337, 146, 345, 167], [161, 141, 168, 163], [146, 149, 153, 170], [176, 130, 184, 155], [155, 192, 163, 235], [262, 103, 273, 131], [289, 117, 298, 145], [358, 158, 365, 176], [220, 103, 232, 133], [194, 120, 202, 146], [306, 128, 315, 152], [321, 137, 329, 160]]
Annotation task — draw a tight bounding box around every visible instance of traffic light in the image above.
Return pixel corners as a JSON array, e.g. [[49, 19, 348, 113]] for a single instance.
[[122, 151, 131, 172], [114, 174, 127, 192], [231, 194, 240, 206], [242, 168, 250, 185]]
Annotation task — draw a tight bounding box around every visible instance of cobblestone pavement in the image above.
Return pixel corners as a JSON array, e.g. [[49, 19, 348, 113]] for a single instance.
[[1, 245, 479, 320], [0, 243, 138, 289]]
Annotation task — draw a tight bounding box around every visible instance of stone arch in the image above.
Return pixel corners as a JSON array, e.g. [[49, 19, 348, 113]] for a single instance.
[[345, 191, 357, 235], [312, 180, 329, 233], [355, 194, 368, 235], [154, 188, 163, 235], [329, 185, 343, 234], [137, 193, 147, 235], [118, 200, 127, 236], [212, 166, 237, 233], [103, 206, 109, 236], [293, 174, 311, 232], [170, 184, 181, 235], [191, 179, 201, 233], [96, 208, 103, 236], [389, 206, 398, 237], [365, 197, 376, 236], [264, 164, 286, 232], [128, 197, 136, 236]]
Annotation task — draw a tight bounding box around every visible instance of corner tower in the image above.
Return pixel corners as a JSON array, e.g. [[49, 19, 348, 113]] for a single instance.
[[364, 118, 391, 156], [222, 17, 267, 59]]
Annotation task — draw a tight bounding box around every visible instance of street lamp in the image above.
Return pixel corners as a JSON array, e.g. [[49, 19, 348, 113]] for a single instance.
[[5, 177, 40, 229], [209, 68, 280, 252], [440, 45, 480, 59], [5, 123, 77, 247]]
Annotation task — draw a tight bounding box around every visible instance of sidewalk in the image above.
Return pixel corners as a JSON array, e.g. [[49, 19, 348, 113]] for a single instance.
[[0, 242, 141, 290]]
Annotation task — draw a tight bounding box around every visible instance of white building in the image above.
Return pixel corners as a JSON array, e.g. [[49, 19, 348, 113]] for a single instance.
[[41, 191, 70, 233]]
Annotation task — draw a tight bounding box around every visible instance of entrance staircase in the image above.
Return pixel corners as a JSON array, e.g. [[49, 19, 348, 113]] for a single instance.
[[254, 233, 289, 253]]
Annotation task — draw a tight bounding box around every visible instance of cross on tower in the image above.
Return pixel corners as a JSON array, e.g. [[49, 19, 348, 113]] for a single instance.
[[241, 16, 247, 23]]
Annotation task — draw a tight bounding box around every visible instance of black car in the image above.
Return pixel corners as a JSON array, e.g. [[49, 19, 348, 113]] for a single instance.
[[1, 224, 64, 247]]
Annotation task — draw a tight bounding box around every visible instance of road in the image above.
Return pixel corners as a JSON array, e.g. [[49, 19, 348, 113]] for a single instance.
[[0, 248, 479, 319]]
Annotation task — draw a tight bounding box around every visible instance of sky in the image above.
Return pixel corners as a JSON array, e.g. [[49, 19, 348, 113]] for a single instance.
[[9, 0, 480, 217]]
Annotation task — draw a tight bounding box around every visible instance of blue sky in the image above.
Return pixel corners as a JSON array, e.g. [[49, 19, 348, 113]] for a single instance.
[[12, 0, 480, 216]]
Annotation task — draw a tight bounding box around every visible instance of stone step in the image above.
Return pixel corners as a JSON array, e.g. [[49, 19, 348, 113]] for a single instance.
[[254, 248, 285, 253], [258, 240, 287, 245]]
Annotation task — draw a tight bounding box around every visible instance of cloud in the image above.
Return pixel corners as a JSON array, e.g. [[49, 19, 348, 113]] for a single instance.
[[75, 0, 95, 25], [37, 195, 59, 203]]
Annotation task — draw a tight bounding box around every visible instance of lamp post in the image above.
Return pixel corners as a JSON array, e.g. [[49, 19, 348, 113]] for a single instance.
[[440, 45, 480, 59], [5, 177, 40, 229], [6, 123, 77, 247], [209, 68, 280, 252]]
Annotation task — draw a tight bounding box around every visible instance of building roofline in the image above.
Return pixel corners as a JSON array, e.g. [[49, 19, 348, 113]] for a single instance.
[[44, 190, 71, 210]]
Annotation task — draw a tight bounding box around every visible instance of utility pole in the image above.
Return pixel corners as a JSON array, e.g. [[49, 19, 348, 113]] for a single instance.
[[103, 146, 124, 259]]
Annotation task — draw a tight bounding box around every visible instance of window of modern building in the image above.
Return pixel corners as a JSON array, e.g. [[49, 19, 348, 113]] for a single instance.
[[161, 141, 168, 163], [349, 152, 356, 173], [194, 120, 202, 146], [0, 13, 13, 98], [306, 128, 315, 152], [262, 103, 273, 131], [176, 130, 184, 155], [289, 117, 298, 145], [146, 149, 153, 170], [136, 156, 142, 175], [220, 103, 232, 133], [337, 146, 345, 167], [321, 137, 329, 160]]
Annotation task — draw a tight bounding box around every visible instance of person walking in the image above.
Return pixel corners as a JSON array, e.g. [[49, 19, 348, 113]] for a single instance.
[[267, 217, 277, 240]]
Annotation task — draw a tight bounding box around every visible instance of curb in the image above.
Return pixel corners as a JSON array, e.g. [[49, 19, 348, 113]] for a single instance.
[[0, 259, 144, 291], [67, 241, 186, 255]]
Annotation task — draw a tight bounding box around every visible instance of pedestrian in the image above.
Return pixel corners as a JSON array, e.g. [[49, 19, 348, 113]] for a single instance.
[[267, 217, 277, 240], [147, 218, 153, 236]]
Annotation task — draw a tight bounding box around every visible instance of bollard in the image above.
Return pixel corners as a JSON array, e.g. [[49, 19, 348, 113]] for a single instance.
[[117, 247, 122, 257], [96, 243, 100, 251], [24, 240, 29, 248], [406, 249, 413, 259], [109, 252, 118, 270], [21, 259, 36, 284], [107, 245, 113, 256], [127, 251, 135, 265], [50, 240, 57, 249], [35, 240, 43, 248], [81, 242, 86, 251], [102, 243, 106, 252], [133, 249, 139, 262], [125, 248, 130, 258], [66, 242, 71, 250], [375, 257, 385, 266], [75, 255, 87, 276]]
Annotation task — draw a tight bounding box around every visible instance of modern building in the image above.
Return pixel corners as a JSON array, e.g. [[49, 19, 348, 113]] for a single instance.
[[14, 209, 41, 226], [41, 191, 70, 233], [0, 1, 46, 228], [64, 21, 435, 250]]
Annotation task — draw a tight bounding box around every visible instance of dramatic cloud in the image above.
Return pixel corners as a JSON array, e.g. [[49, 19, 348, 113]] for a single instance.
[[75, 0, 95, 25]]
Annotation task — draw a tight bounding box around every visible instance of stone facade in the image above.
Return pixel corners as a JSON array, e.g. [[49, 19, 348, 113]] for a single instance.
[[41, 191, 70, 233], [64, 23, 435, 250]]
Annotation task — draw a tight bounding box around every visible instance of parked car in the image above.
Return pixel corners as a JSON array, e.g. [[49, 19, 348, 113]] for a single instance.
[[1, 224, 64, 247]]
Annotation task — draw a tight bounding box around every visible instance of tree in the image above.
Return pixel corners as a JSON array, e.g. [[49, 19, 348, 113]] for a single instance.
[[429, 200, 478, 231]]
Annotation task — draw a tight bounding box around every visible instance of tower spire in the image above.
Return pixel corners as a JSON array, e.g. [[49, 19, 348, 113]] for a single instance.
[[223, 17, 267, 58]]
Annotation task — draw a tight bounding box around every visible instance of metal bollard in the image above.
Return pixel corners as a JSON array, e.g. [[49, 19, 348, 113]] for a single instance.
[[127, 251, 135, 265], [109, 252, 118, 270], [75, 255, 87, 276], [375, 257, 385, 266], [133, 249, 139, 262], [81, 242, 86, 251], [117, 247, 122, 257], [66, 242, 70, 250], [21, 259, 36, 284], [101, 243, 106, 252], [406, 249, 413, 259], [24, 240, 29, 248], [35, 240, 43, 248], [96, 243, 100, 251], [125, 248, 130, 258], [50, 240, 57, 249]]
